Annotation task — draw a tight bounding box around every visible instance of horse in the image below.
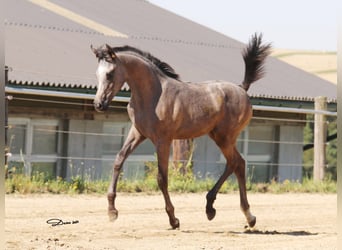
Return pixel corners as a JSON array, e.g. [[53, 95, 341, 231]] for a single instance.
[[91, 33, 271, 229]]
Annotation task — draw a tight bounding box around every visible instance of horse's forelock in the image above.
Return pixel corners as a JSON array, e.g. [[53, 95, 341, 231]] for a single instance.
[[96, 50, 114, 63]]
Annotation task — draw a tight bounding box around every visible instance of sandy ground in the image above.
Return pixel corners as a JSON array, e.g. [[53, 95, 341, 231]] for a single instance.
[[5, 193, 336, 250]]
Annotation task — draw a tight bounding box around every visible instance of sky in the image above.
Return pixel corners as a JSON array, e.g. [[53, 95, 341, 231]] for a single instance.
[[148, 0, 338, 51]]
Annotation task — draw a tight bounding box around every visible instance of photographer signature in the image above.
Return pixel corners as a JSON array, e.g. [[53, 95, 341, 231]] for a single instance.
[[46, 218, 79, 227]]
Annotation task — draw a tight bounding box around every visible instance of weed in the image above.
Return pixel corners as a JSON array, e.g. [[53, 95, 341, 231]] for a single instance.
[[5, 164, 336, 195]]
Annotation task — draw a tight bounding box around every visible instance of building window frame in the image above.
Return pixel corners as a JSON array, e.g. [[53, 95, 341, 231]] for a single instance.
[[7, 117, 61, 178]]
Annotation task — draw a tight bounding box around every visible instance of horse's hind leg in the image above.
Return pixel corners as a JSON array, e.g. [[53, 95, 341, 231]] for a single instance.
[[232, 147, 256, 227], [206, 160, 234, 221], [107, 125, 145, 222], [206, 130, 236, 220], [206, 138, 256, 227]]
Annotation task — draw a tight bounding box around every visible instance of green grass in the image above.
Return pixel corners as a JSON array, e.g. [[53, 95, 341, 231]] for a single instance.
[[5, 171, 336, 195], [5, 159, 336, 194], [5, 173, 108, 194], [249, 178, 336, 193]]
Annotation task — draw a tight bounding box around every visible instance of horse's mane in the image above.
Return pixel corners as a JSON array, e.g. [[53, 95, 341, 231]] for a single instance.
[[113, 45, 180, 80]]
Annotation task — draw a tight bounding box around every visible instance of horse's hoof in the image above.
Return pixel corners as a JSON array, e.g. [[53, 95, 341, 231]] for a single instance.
[[206, 207, 216, 221], [171, 218, 180, 229], [108, 209, 118, 222], [248, 216, 256, 228]]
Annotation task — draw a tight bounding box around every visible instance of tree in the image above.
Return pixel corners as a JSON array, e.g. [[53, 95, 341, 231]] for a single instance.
[[303, 114, 337, 180]]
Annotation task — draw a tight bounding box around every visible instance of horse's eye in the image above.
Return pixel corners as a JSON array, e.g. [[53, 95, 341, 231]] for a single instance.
[[106, 72, 113, 79]]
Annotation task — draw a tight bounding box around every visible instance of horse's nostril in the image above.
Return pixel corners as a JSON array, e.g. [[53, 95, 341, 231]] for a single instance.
[[94, 102, 103, 110]]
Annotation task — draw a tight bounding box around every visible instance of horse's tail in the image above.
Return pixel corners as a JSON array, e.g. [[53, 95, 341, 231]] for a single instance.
[[240, 33, 272, 91]]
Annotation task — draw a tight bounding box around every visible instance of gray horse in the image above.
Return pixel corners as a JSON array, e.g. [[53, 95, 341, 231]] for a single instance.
[[91, 33, 271, 229]]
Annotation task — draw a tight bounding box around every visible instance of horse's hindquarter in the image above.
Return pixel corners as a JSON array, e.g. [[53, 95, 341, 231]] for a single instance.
[[161, 81, 251, 139], [215, 82, 253, 135]]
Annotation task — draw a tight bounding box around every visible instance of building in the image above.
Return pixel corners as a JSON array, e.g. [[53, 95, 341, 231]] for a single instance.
[[5, 0, 336, 182]]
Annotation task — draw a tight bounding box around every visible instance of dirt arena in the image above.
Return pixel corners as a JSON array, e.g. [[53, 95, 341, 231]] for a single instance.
[[5, 193, 336, 249]]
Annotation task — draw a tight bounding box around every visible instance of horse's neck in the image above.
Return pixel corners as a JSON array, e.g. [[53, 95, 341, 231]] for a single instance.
[[120, 54, 163, 107]]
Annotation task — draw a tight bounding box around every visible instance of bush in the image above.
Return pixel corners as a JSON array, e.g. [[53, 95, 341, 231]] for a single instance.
[[5, 172, 108, 195]]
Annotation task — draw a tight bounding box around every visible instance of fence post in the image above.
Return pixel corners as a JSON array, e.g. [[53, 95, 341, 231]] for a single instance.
[[4, 66, 9, 169], [172, 139, 193, 175], [313, 96, 327, 181]]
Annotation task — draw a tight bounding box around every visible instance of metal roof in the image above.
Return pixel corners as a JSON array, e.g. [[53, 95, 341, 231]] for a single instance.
[[5, 0, 337, 103]]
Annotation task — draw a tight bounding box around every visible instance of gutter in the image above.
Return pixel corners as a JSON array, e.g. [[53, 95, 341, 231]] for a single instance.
[[5, 86, 130, 103], [5, 86, 337, 117]]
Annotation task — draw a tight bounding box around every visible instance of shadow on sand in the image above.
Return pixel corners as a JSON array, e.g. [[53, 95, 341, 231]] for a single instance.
[[181, 229, 318, 237], [234, 229, 318, 236]]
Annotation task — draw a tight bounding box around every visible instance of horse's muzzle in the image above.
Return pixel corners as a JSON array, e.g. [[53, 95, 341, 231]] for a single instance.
[[94, 101, 108, 112]]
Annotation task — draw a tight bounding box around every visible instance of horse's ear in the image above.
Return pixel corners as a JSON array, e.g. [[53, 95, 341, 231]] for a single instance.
[[90, 45, 98, 57], [105, 44, 116, 60]]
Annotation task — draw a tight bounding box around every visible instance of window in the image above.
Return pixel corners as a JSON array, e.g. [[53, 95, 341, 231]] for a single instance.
[[101, 122, 156, 180], [246, 125, 276, 182], [102, 122, 126, 155], [217, 125, 276, 182], [32, 125, 58, 154], [7, 118, 60, 178], [8, 124, 26, 154], [101, 122, 155, 156], [248, 125, 275, 155]]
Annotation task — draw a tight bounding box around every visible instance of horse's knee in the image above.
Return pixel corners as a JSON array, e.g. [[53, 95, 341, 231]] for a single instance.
[[234, 162, 246, 179], [157, 173, 162, 186], [157, 172, 167, 188]]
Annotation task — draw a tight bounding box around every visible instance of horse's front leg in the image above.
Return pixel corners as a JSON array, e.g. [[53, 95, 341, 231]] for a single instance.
[[156, 141, 180, 229], [108, 125, 145, 222]]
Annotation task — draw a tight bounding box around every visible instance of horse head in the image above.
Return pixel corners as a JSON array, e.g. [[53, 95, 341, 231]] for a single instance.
[[91, 44, 126, 112]]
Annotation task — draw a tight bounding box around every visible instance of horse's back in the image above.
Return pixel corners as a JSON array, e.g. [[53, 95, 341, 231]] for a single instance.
[[204, 81, 252, 113]]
